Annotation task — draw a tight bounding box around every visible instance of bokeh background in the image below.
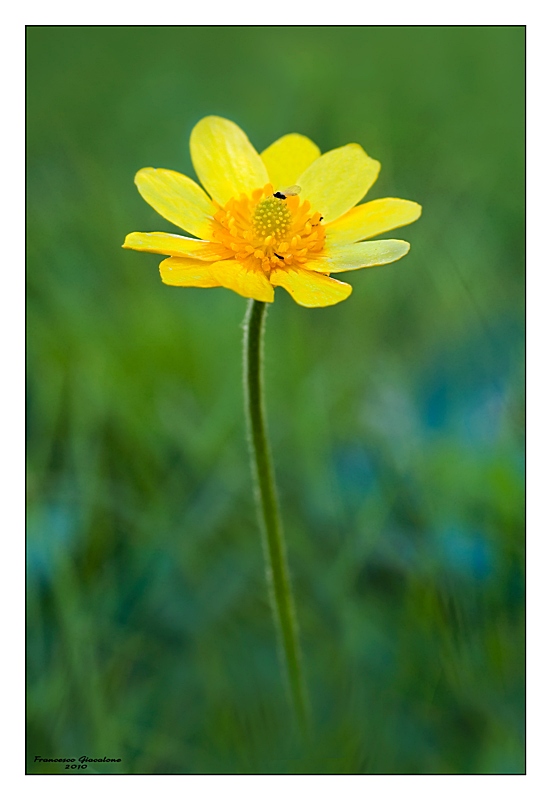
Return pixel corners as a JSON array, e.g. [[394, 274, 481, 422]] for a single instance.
[[26, 26, 525, 774]]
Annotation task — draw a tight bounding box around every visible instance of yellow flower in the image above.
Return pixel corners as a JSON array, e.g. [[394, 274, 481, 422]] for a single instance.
[[123, 116, 421, 308]]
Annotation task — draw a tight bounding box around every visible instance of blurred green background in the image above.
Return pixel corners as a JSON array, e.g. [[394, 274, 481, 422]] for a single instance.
[[26, 26, 525, 774]]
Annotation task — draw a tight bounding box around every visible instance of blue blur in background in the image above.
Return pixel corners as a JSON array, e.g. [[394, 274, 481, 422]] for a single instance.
[[27, 26, 525, 774]]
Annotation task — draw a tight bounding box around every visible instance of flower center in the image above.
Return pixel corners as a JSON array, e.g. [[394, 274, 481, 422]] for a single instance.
[[252, 196, 292, 241], [210, 183, 325, 274]]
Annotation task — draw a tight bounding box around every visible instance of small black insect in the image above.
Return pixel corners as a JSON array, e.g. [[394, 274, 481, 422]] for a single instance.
[[273, 185, 301, 200], [274, 253, 284, 260]]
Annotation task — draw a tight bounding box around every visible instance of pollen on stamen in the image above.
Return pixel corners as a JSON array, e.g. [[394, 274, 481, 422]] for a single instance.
[[210, 187, 326, 274]]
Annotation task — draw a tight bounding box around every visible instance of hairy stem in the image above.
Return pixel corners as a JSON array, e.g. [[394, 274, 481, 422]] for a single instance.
[[243, 299, 308, 731]]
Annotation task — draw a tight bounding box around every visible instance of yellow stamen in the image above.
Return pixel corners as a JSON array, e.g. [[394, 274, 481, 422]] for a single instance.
[[210, 187, 326, 275]]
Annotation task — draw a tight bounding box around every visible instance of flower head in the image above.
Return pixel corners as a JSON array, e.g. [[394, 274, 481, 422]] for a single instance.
[[123, 116, 421, 308]]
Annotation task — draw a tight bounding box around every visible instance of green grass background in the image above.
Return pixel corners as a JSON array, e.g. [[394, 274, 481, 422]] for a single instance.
[[26, 25, 525, 774]]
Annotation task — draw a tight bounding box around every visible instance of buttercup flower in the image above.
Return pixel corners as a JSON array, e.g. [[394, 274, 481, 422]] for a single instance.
[[123, 116, 421, 308]]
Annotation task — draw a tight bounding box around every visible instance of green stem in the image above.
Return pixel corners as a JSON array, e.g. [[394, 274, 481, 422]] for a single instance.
[[243, 299, 309, 732]]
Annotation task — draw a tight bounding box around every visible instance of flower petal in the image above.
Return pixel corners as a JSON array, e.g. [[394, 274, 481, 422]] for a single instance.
[[134, 168, 214, 239], [261, 134, 321, 191], [308, 240, 411, 273], [123, 232, 227, 261], [270, 267, 352, 308], [159, 257, 221, 288], [297, 144, 381, 223], [190, 116, 268, 206], [209, 260, 274, 302], [326, 198, 422, 244]]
